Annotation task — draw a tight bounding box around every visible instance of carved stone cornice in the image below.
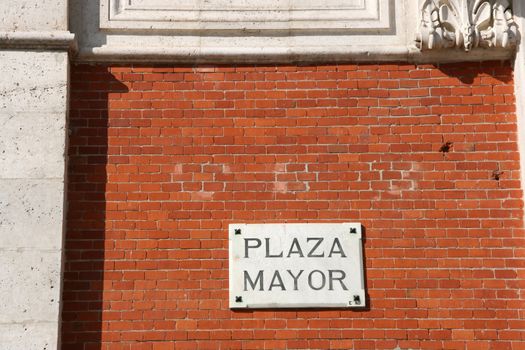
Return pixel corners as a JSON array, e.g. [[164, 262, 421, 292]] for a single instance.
[[416, 0, 518, 51]]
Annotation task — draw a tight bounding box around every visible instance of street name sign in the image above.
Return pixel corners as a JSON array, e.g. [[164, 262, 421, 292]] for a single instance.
[[229, 223, 365, 309]]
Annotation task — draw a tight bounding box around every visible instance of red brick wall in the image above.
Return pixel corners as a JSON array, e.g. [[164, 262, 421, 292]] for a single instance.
[[62, 62, 525, 350]]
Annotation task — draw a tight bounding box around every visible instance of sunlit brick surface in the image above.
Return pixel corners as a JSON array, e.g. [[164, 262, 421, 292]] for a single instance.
[[62, 62, 525, 349]]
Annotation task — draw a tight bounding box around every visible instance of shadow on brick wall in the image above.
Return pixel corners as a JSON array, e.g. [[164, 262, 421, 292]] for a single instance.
[[436, 61, 513, 84], [61, 66, 128, 350]]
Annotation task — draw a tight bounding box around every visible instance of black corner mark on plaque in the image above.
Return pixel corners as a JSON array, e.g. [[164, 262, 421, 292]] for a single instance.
[[353, 295, 361, 305], [235, 296, 243, 303], [350, 227, 357, 234], [235, 229, 242, 235]]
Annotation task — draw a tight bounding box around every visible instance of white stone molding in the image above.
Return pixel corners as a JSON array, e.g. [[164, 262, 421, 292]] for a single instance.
[[417, 0, 518, 51], [100, 0, 392, 32], [0, 31, 76, 51], [78, 43, 515, 64]]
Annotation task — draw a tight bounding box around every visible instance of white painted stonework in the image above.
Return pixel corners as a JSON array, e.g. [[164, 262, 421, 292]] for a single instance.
[[229, 223, 366, 308]]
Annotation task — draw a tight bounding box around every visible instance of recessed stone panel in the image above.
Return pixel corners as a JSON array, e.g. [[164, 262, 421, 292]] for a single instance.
[[101, 0, 391, 32]]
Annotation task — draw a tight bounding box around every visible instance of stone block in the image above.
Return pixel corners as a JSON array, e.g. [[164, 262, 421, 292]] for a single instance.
[[0, 113, 66, 179], [0, 249, 61, 323], [0, 51, 68, 113], [0, 0, 67, 32], [0, 322, 58, 350], [0, 179, 65, 250]]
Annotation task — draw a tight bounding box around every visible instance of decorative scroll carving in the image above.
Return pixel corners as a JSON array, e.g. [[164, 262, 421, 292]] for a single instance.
[[416, 0, 518, 51]]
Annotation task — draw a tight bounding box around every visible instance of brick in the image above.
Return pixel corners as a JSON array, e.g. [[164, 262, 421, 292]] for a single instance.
[[62, 62, 524, 350]]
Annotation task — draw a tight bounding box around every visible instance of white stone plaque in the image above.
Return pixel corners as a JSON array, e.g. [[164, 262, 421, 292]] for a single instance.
[[229, 223, 365, 309]]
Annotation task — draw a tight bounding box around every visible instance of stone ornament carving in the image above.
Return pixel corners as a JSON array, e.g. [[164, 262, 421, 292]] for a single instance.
[[416, 0, 518, 51]]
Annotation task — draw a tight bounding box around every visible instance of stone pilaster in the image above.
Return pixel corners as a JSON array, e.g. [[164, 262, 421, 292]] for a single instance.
[[0, 1, 73, 349]]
